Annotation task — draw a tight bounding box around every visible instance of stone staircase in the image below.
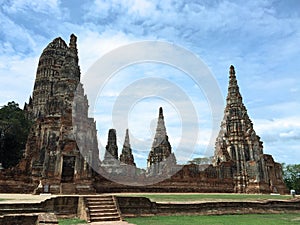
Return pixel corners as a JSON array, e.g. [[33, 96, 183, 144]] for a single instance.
[[85, 196, 122, 222]]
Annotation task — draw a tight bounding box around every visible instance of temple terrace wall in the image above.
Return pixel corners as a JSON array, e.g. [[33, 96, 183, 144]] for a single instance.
[[0, 195, 299, 223]]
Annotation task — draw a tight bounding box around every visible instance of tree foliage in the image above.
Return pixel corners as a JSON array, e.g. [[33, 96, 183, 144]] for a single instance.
[[188, 156, 213, 165], [282, 163, 300, 193], [0, 101, 32, 169]]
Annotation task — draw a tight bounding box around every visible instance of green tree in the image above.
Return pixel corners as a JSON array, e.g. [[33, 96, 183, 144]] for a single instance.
[[188, 156, 213, 165], [0, 101, 32, 169], [282, 163, 300, 193]]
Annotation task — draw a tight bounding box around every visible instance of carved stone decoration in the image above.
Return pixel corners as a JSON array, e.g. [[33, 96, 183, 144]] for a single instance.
[[20, 34, 99, 193], [213, 65, 286, 193], [120, 129, 136, 166]]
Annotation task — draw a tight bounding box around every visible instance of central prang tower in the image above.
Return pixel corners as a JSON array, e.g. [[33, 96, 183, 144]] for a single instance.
[[22, 34, 99, 194]]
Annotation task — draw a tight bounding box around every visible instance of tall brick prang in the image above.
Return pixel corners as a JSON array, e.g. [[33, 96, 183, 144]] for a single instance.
[[213, 65, 286, 193], [22, 34, 99, 193]]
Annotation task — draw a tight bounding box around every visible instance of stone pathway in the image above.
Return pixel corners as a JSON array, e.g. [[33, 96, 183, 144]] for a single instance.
[[0, 193, 54, 203]]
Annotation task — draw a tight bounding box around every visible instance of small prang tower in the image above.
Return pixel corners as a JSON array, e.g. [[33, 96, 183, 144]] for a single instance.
[[147, 107, 176, 174], [120, 129, 136, 166], [104, 129, 118, 162]]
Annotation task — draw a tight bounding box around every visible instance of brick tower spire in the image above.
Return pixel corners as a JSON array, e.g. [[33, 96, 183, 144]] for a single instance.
[[120, 129, 136, 166], [104, 129, 119, 161], [147, 107, 175, 173], [214, 65, 262, 163], [27, 34, 80, 119], [152, 107, 168, 148], [21, 34, 99, 193], [213, 65, 266, 192]]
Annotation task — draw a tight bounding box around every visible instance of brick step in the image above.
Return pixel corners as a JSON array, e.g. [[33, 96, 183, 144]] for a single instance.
[[90, 211, 119, 216], [87, 203, 115, 207], [87, 201, 114, 204], [86, 196, 113, 200], [86, 198, 112, 200], [87, 201, 115, 206], [87, 200, 113, 203], [90, 208, 117, 213], [85, 195, 122, 222], [87, 202, 114, 206], [87, 200, 113, 202], [90, 216, 121, 222], [87, 201, 115, 205], [88, 205, 116, 210]]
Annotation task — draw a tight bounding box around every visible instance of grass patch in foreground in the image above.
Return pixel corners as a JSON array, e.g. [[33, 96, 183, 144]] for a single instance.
[[126, 214, 300, 225], [119, 193, 291, 202], [58, 218, 87, 225]]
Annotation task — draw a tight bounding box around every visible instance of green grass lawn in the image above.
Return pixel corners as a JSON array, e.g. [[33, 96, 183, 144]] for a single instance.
[[58, 218, 87, 225], [126, 214, 300, 225], [118, 193, 291, 202]]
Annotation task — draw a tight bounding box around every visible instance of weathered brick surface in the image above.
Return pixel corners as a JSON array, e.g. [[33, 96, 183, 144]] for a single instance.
[[117, 196, 300, 217], [212, 66, 286, 194], [0, 37, 287, 195]]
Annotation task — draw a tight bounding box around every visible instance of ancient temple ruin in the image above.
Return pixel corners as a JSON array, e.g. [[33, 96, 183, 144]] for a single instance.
[[0, 35, 287, 194], [103, 129, 119, 163], [120, 129, 136, 166], [213, 65, 286, 193], [147, 107, 176, 175], [20, 34, 99, 193], [90, 65, 287, 194]]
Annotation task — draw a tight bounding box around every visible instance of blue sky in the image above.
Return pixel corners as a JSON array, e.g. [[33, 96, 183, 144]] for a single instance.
[[0, 0, 300, 168]]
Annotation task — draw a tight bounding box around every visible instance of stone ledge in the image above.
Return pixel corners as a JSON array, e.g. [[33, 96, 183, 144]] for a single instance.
[[117, 196, 300, 217]]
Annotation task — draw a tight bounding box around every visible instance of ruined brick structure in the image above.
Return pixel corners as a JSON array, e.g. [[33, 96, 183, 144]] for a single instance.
[[103, 129, 119, 162], [0, 35, 287, 194], [147, 107, 176, 175], [20, 34, 99, 193], [212, 65, 286, 193], [101, 129, 123, 174], [120, 129, 136, 166]]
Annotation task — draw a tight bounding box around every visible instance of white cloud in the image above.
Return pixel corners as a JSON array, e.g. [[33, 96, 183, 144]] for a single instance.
[[1, 0, 300, 166], [279, 130, 300, 139], [0, 54, 37, 106], [255, 117, 300, 139], [253, 116, 300, 164], [77, 30, 139, 74], [2, 0, 61, 15], [129, 0, 155, 17], [0, 12, 38, 54]]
